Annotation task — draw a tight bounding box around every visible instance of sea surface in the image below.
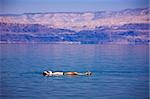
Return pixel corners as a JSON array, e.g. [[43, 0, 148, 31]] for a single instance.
[[0, 44, 149, 99]]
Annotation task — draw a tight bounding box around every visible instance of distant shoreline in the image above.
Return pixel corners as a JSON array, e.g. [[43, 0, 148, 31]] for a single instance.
[[0, 41, 149, 45]]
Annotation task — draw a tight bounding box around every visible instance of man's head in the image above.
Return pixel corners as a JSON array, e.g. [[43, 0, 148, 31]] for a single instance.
[[43, 71, 53, 76], [43, 71, 48, 76]]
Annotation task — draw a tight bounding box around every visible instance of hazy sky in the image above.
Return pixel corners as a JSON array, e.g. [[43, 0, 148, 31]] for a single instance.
[[0, 0, 149, 14]]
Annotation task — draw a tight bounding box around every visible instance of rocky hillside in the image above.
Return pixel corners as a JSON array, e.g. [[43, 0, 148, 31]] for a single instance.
[[0, 8, 149, 44]]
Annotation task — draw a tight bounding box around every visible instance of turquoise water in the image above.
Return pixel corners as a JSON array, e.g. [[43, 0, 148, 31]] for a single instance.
[[0, 44, 149, 99]]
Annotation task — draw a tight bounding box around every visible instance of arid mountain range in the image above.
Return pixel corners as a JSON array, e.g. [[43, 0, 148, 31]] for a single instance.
[[0, 8, 149, 44]]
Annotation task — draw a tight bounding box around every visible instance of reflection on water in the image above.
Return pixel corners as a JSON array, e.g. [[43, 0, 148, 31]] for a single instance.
[[0, 44, 149, 99]]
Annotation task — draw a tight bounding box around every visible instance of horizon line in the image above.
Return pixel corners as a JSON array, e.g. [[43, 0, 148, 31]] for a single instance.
[[0, 7, 148, 16]]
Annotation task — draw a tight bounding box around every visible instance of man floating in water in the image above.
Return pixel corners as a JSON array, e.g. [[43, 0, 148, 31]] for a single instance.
[[42, 71, 92, 76]]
